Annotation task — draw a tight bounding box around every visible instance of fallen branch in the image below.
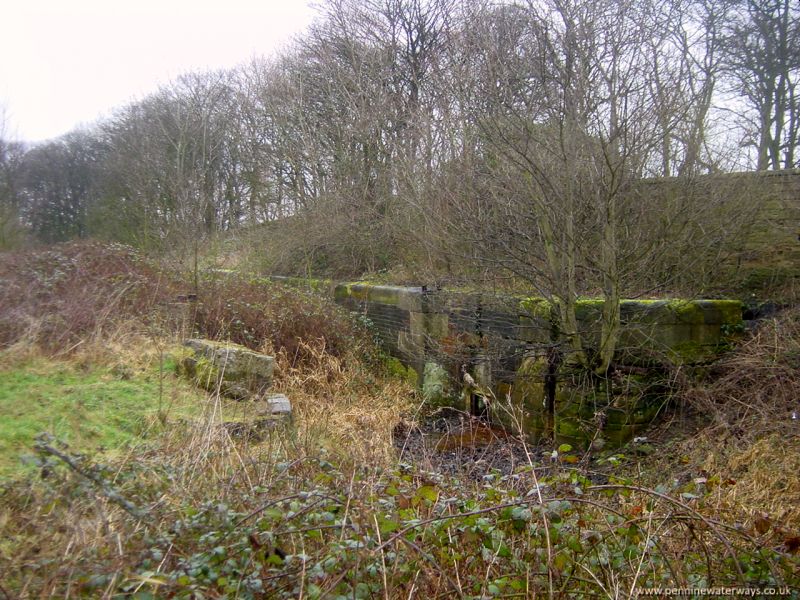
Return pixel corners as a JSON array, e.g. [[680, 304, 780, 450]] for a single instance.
[[35, 439, 148, 522]]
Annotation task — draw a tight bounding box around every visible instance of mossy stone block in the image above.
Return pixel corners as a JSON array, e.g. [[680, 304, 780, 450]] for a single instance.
[[603, 424, 638, 446], [422, 361, 451, 407], [509, 356, 550, 439], [182, 339, 275, 399], [426, 313, 450, 340], [335, 282, 424, 312], [385, 356, 419, 387], [554, 416, 590, 446], [695, 300, 743, 325], [409, 311, 449, 342], [619, 300, 674, 324]]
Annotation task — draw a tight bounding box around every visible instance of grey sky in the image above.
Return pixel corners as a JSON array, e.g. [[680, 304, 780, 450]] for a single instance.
[[0, 0, 316, 143]]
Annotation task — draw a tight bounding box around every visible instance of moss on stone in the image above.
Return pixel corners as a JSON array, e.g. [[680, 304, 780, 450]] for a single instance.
[[345, 282, 371, 301], [512, 357, 548, 405], [630, 401, 663, 424], [625, 298, 669, 305], [406, 366, 419, 387], [194, 356, 220, 390], [520, 297, 552, 319], [333, 283, 353, 301], [668, 340, 709, 364], [604, 424, 638, 446], [669, 300, 706, 324], [325, 279, 745, 444], [509, 356, 550, 439], [573, 298, 605, 321], [555, 417, 588, 446], [385, 356, 419, 387], [549, 368, 671, 448], [710, 300, 745, 325], [170, 346, 198, 378], [605, 407, 631, 426], [424, 313, 450, 340], [422, 362, 451, 406], [335, 282, 425, 311], [179, 339, 275, 400], [384, 355, 406, 377]]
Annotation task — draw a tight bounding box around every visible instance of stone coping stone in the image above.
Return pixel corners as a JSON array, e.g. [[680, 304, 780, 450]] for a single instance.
[[334, 282, 425, 312]]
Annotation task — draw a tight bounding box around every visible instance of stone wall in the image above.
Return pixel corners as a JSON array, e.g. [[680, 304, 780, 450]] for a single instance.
[[320, 281, 744, 447]]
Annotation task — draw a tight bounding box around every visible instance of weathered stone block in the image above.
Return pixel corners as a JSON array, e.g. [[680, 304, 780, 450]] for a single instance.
[[612, 299, 742, 364], [518, 298, 555, 345], [329, 280, 743, 444], [508, 355, 550, 441], [256, 393, 292, 416], [334, 283, 424, 312], [409, 311, 449, 342], [531, 369, 670, 449], [180, 339, 275, 399], [384, 355, 420, 387], [398, 329, 424, 356], [422, 361, 451, 406], [518, 315, 554, 344]]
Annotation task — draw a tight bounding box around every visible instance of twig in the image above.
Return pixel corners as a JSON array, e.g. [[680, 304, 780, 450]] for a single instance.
[[36, 442, 147, 522], [398, 536, 463, 596], [373, 515, 390, 600], [586, 484, 746, 582]]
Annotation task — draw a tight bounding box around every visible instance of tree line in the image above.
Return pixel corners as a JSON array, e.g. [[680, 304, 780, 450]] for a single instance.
[[0, 0, 800, 248], [1, 0, 797, 250]]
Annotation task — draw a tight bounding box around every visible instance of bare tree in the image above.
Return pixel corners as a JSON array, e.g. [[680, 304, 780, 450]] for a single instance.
[[0, 106, 26, 249], [96, 71, 240, 280], [429, 0, 753, 375], [724, 0, 800, 169], [645, 0, 736, 176], [19, 130, 100, 244], [245, 0, 457, 276]]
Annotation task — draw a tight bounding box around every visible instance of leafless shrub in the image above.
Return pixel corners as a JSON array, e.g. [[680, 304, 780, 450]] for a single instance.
[[0, 241, 177, 355], [687, 308, 800, 442]]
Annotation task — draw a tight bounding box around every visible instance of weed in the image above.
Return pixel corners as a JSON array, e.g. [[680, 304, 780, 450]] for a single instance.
[[0, 241, 178, 354], [2, 243, 799, 598], [192, 272, 376, 369]]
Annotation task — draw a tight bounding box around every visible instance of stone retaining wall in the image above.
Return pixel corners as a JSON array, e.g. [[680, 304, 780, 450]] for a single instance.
[[276, 277, 744, 447]]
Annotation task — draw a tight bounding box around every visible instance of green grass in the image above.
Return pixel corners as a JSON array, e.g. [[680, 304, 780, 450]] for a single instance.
[[0, 358, 204, 478]]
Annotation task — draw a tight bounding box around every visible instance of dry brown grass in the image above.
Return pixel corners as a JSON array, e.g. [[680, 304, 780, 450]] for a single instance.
[[270, 339, 414, 466], [726, 435, 800, 527], [4, 326, 798, 597], [0, 325, 415, 597], [647, 308, 800, 532], [688, 308, 800, 443], [3, 242, 799, 597], [0, 241, 421, 596]]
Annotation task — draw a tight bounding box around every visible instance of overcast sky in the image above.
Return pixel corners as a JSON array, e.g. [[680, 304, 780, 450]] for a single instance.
[[0, 0, 317, 143]]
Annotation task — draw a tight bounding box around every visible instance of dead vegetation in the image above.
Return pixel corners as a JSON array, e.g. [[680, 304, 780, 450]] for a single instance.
[[643, 308, 800, 533], [0, 241, 177, 355], [690, 308, 800, 442], [0, 242, 799, 597]]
